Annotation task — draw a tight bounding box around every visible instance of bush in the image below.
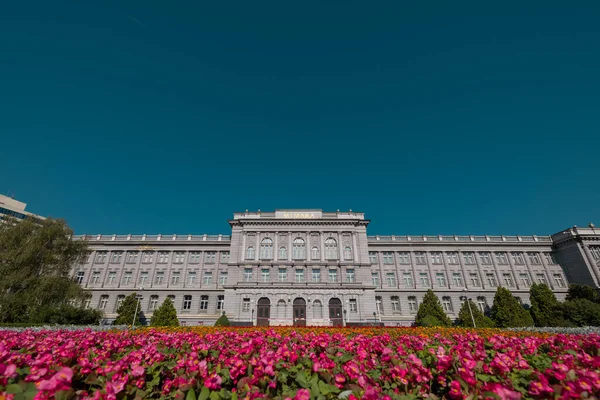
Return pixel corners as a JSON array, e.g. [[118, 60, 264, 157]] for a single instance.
[[114, 293, 144, 326], [214, 313, 230, 327], [566, 284, 600, 303], [529, 283, 562, 327], [490, 287, 534, 328], [456, 299, 494, 328], [415, 290, 452, 327], [30, 305, 103, 325], [560, 299, 600, 327], [150, 298, 180, 327]]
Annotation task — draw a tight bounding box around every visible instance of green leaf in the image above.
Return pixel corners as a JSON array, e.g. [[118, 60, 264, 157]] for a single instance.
[[231, 393, 237, 400], [338, 390, 354, 399], [209, 391, 220, 400], [186, 389, 197, 400], [296, 370, 310, 388], [199, 386, 210, 400], [476, 374, 491, 382], [6, 384, 24, 394], [318, 381, 340, 395], [339, 353, 353, 363]]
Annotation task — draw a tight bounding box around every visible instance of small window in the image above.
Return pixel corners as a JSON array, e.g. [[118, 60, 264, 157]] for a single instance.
[[200, 295, 209, 310], [99, 295, 109, 309], [246, 246, 255, 260], [183, 295, 192, 310], [219, 272, 228, 285], [346, 268, 355, 283], [371, 272, 379, 286], [442, 296, 452, 312], [279, 247, 287, 260], [344, 246, 352, 260], [349, 299, 357, 312], [242, 298, 250, 312], [390, 296, 400, 312], [408, 296, 417, 313], [311, 247, 320, 260]]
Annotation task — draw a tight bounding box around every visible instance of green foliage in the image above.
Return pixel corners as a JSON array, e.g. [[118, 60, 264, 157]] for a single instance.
[[456, 299, 495, 328], [419, 315, 444, 327], [415, 290, 452, 327], [214, 313, 230, 327], [114, 293, 144, 326], [150, 297, 180, 327], [566, 284, 600, 303], [0, 217, 90, 323], [490, 287, 534, 328], [529, 283, 563, 327], [30, 304, 103, 325], [560, 299, 600, 327]]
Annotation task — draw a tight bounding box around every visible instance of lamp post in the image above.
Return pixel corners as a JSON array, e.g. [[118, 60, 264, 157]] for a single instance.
[[463, 288, 476, 328], [132, 286, 143, 328], [343, 309, 347, 326]]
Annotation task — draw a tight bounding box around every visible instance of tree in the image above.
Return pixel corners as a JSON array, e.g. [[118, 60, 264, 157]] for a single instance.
[[150, 298, 179, 327], [529, 283, 562, 327], [0, 217, 89, 323], [214, 312, 230, 327], [114, 293, 144, 326], [560, 299, 600, 327], [31, 304, 104, 325], [490, 287, 534, 328], [415, 290, 452, 327], [456, 299, 494, 328], [566, 284, 600, 303]]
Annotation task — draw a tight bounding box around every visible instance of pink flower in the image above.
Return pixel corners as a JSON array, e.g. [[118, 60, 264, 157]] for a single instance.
[[294, 388, 310, 400], [448, 380, 463, 399], [204, 373, 222, 390], [132, 366, 145, 377]]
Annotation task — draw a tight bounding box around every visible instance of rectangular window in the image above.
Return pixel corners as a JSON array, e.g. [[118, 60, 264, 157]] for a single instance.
[[398, 252, 410, 264], [371, 272, 379, 286], [511, 252, 525, 265], [157, 252, 169, 264], [217, 295, 225, 310], [544, 252, 558, 264], [349, 299, 357, 312], [126, 252, 138, 264], [183, 295, 192, 310], [115, 295, 125, 311], [219, 272, 228, 285], [528, 252, 541, 265], [107, 271, 116, 284], [203, 272, 213, 285], [442, 297, 452, 312], [447, 252, 459, 265], [403, 272, 413, 288], [346, 269, 355, 283], [242, 298, 250, 312], [261, 268, 270, 282], [386, 272, 396, 287], [312, 269, 321, 282], [122, 271, 132, 285], [419, 272, 429, 287], [519, 273, 531, 287], [139, 271, 148, 285], [85, 252, 92, 263], [479, 252, 492, 265], [590, 246, 600, 260], [149, 295, 159, 311], [369, 252, 377, 264], [502, 273, 514, 287], [173, 252, 185, 263], [477, 297, 487, 313], [295, 269, 304, 283], [110, 252, 122, 264], [187, 271, 197, 285], [376, 296, 383, 315], [200, 295, 209, 310], [171, 271, 181, 285], [383, 252, 394, 264], [328, 269, 337, 283], [452, 272, 462, 286], [408, 297, 417, 313], [189, 252, 201, 263], [278, 268, 287, 282], [95, 251, 107, 263], [220, 252, 230, 263], [205, 252, 216, 264], [436, 272, 446, 286], [391, 296, 400, 312], [469, 272, 480, 287], [75, 271, 84, 284], [431, 252, 442, 264], [99, 295, 108, 309], [142, 252, 153, 264], [495, 252, 508, 265], [414, 252, 426, 265], [244, 268, 253, 282], [486, 273, 497, 287], [463, 252, 475, 265], [536, 273, 547, 284], [553, 274, 565, 288], [155, 271, 164, 285]]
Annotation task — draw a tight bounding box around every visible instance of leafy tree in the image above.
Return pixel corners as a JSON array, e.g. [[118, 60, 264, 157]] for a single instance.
[[114, 293, 144, 326], [560, 299, 600, 326], [419, 315, 444, 327], [0, 217, 89, 323], [490, 287, 534, 328], [214, 312, 230, 327], [150, 298, 180, 327], [529, 283, 563, 327], [456, 299, 494, 328], [566, 284, 600, 303], [415, 290, 452, 327], [31, 304, 103, 325]]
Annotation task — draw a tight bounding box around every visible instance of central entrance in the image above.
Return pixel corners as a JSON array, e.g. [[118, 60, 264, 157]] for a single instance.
[[293, 298, 306, 326], [329, 298, 343, 326], [257, 297, 270, 326]]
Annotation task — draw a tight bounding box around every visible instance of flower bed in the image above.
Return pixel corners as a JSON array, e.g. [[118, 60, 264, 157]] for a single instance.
[[0, 327, 599, 399]]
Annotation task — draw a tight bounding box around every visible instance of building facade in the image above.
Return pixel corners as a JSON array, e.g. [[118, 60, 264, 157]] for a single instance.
[[71, 210, 600, 326], [0, 194, 44, 223]]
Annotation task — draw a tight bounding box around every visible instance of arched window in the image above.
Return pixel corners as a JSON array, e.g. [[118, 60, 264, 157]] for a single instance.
[[325, 238, 337, 260], [293, 238, 306, 260], [246, 246, 255, 260], [313, 300, 323, 319], [260, 238, 273, 260], [277, 299, 287, 319], [344, 246, 352, 260], [311, 246, 319, 260], [279, 247, 287, 260]]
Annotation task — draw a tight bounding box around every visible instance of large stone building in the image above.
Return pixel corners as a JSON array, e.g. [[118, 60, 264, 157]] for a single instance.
[[71, 209, 600, 326], [0, 194, 44, 223]]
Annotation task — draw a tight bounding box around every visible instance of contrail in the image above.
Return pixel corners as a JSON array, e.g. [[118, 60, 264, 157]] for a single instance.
[[128, 16, 149, 29]]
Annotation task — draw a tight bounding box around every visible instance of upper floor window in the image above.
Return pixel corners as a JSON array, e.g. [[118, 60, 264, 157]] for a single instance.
[[295, 269, 304, 283], [452, 272, 462, 286], [75, 271, 84, 284], [279, 247, 287, 260], [519, 273, 531, 287], [511, 252, 525, 265], [486, 273, 497, 287], [346, 268, 355, 283], [260, 238, 273, 260], [553, 273, 565, 288], [219, 272, 228, 285], [502, 273, 514, 287], [311, 247, 320, 260], [398, 252, 410, 264], [126, 252, 138, 264], [149, 295, 159, 311], [408, 297, 418, 313], [293, 238, 306, 260], [246, 246, 255, 260], [328, 269, 337, 283], [495, 252, 508, 265], [183, 295, 192, 310], [369, 252, 377, 264], [479, 252, 492, 265], [155, 271, 165, 285], [470, 272, 480, 287], [203, 272, 213, 285], [371, 272, 379, 286], [278, 268, 287, 282], [527, 252, 541, 265], [157, 252, 169, 264], [91, 271, 100, 284], [173, 252, 185, 263], [414, 252, 426, 265], [325, 238, 337, 260], [590, 246, 600, 260], [536, 273, 547, 285], [344, 246, 352, 260], [189, 252, 201, 263], [312, 269, 321, 282], [403, 272, 413, 288], [142, 251, 154, 264], [419, 272, 430, 287], [200, 295, 209, 310], [476, 297, 487, 313], [95, 252, 107, 263], [383, 252, 394, 264], [463, 252, 475, 265], [436, 272, 446, 286], [544, 252, 558, 265], [110, 252, 122, 264], [447, 252, 459, 265], [204, 252, 216, 264], [220, 252, 230, 263], [349, 298, 357, 312], [431, 252, 442, 264], [386, 272, 396, 287], [99, 295, 109, 309], [244, 268, 253, 282]]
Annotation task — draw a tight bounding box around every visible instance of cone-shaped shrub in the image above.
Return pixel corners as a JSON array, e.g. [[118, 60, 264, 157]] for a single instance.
[[415, 290, 452, 327], [490, 287, 534, 328], [150, 297, 180, 327]]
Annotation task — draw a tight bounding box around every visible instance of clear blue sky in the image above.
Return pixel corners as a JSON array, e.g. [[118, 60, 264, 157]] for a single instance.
[[1, 1, 599, 236]]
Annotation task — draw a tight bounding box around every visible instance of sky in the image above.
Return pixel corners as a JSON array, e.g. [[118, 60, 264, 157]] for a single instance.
[[1, 1, 599, 236]]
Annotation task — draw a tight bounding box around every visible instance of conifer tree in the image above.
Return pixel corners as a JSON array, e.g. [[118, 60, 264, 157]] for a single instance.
[[214, 312, 230, 326], [490, 287, 534, 328], [456, 299, 494, 328], [415, 290, 452, 327], [114, 293, 144, 326], [150, 297, 180, 327], [529, 283, 561, 327]]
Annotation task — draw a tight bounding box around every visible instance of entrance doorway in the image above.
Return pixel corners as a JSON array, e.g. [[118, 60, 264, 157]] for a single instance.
[[257, 298, 271, 326], [293, 298, 306, 326], [329, 298, 343, 326]]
